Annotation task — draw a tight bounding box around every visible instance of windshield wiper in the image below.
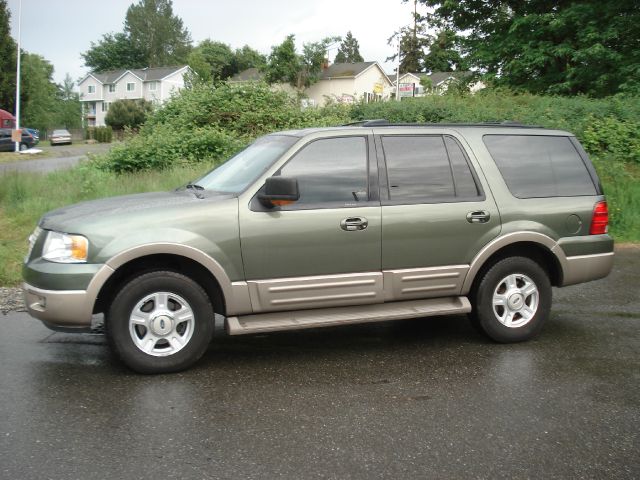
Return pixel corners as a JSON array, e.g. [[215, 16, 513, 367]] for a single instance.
[[184, 182, 205, 198]]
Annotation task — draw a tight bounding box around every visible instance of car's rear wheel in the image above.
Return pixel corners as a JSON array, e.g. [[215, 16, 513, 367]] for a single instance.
[[470, 256, 551, 342], [19, 143, 28, 151], [107, 271, 214, 374]]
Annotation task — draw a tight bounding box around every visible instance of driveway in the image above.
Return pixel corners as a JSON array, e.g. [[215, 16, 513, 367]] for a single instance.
[[0, 143, 113, 174], [0, 246, 638, 479]]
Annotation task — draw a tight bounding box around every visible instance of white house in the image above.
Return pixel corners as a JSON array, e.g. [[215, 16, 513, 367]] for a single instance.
[[393, 71, 485, 97], [78, 65, 190, 126], [230, 62, 393, 107], [304, 62, 393, 106]]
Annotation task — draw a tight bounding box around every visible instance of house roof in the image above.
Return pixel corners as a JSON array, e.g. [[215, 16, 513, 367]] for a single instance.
[[229, 67, 264, 82], [392, 71, 473, 86], [81, 66, 188, 84], [320, 62, 376, 79]]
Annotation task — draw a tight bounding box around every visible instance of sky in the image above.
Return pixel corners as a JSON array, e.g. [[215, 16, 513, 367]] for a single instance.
[[6, 0, 416, 86]]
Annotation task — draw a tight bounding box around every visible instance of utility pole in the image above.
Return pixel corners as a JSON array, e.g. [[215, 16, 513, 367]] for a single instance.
[[13, 0, 22, 152], [395, 30, 401, 101]]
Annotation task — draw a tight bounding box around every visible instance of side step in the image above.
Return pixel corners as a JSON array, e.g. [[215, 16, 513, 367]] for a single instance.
[[226, 296, 471, 335]]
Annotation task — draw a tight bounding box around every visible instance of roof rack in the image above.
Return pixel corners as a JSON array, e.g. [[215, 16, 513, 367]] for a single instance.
[[343, 119, 544, 129]]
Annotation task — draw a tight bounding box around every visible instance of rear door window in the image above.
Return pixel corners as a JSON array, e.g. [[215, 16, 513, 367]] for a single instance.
[[380, 135, 481, 204], [483, 135, 597, 198]]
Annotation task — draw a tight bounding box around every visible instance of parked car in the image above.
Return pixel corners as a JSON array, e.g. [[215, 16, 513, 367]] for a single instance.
[[49, 129, 72, 145], [24, 128, 39, 141], [0, 128, 37, 151], [23, 121, 614, 373]]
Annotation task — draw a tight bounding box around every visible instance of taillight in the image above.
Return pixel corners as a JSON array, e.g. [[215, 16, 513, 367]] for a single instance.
[[590, 201, 609, 235]]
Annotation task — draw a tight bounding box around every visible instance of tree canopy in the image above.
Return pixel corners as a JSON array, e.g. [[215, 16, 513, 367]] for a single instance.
[[419, 0, 640, 96], [334, 31, 364, 63], [82, 0, 191, 72]]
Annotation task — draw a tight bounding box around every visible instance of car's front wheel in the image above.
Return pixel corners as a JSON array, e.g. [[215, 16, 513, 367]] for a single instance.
[[470, 256, 551, 343], [107, 271, 215, 374]]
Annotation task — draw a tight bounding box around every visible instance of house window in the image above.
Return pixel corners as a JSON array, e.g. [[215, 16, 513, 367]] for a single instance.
[[127, 82, 135, 92], [149, 81, 157, 91], [108, 84, 116, 93], [87, 85, 95, 94], [101, 102, 109, 112]]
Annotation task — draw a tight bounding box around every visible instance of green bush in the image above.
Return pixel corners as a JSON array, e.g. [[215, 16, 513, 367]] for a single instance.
[[85, 126, 113, 143]]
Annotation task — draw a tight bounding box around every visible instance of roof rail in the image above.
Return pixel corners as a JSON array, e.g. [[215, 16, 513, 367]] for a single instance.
[[344, 119, 544, 129]]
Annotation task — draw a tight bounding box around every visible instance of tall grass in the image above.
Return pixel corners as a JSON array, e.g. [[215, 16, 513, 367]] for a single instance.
[[0, 163, 212, 286]]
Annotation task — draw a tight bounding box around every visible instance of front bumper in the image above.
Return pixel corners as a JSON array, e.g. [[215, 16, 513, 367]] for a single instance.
[[23, 282, 94, 330]]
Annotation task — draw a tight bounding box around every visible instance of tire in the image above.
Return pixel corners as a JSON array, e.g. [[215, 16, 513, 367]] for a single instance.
[[470, 256, 551, 343], [19, 143, 28, 151], [106, 271, 215, 374]]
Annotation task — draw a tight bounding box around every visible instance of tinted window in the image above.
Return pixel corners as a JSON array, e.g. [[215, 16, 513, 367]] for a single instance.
[[445, 136, 480, 197], [279, 136, 368, 206], [484, 135, 597, 198], [382, 135, 480, 203]]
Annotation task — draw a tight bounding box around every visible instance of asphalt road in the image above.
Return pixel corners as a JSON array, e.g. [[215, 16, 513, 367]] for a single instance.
[[1, 246, 638, 479]]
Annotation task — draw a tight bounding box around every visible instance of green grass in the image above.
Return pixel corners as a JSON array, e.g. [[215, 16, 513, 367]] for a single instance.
[[0, 163, 212, 286], [0, 159, 637, 287]]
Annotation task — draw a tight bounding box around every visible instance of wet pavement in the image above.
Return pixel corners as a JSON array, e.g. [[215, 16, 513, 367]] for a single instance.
[[0, 246, 638, 479]]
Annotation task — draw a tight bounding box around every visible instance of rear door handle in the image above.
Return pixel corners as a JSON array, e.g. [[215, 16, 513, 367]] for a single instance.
[[466, 211, 490, 223], [340, 217, 368, 231]]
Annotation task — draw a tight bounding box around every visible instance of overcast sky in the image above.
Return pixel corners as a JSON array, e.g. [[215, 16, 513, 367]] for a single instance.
[[6, 0, 416, 86]]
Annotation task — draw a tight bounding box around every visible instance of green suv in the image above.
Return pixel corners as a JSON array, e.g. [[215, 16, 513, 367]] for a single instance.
[[23, 121, 614, 373]]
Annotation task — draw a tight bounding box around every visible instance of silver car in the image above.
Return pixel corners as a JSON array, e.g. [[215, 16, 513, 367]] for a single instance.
[[49, 129, 72, 145]]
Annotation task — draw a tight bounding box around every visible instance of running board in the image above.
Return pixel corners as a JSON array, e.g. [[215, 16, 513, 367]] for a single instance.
[[226, 297, 471, 335]]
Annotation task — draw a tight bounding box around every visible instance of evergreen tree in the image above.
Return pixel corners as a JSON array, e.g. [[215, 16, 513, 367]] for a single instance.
[[264, 35, 300, 86], [0, 0, 16, 111], [334, 31, 364, 63], [423, 29, 467, 73], [124, 0, 192, 67], [81, 32, 146, 71]]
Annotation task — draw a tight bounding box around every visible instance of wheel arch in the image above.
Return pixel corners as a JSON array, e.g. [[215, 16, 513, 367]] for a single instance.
[[462, 232, 567, 295], [91, 243, 244, 318]]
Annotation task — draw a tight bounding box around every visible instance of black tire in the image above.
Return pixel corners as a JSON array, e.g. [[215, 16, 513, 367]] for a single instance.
[[19, 143, 28, 151], [106, 271, 214, 374], [470, 256, 551, 343]]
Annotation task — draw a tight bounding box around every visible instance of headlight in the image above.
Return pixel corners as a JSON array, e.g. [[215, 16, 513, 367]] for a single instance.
[[42, 231, 89, 263]]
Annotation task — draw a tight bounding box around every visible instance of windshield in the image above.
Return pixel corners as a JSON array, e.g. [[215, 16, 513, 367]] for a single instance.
[[195, 135, 298, 193]]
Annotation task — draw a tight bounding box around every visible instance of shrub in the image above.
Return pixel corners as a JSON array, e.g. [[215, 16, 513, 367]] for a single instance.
[[105, 99, 153, 130]]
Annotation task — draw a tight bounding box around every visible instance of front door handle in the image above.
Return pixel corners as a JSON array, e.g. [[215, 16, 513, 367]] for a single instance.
[[466, 211, 490, 224], [340, 217, 368, 231]]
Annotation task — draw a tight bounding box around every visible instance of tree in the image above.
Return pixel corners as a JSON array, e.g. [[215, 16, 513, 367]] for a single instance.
[[334, 31, 364, 63], [234, 45, 266, 72], [300, 36, 341, 87], [187, 40, 235, 82], [264, 35, 300, 86], [265, 35, 339, 89], [81, 32, 146, 71], [20, 53, 58, 132], [54, 74, 81, 129], [105, 99, 153, 130], [419, 0, 640, 96], [423, 29, 467, 73], [0, 0, 16, 111], [387, 0, 429, 73], [124, 0, 192, 67]]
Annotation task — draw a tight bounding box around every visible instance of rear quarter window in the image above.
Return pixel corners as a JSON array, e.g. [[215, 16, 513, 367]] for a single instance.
[[483, 135, 597, 198]]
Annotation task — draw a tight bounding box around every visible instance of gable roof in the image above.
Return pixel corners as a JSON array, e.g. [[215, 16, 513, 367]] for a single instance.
[[230, 67, 264, 82], [320, 61, 376, 79], [80, 66, 189, 85]]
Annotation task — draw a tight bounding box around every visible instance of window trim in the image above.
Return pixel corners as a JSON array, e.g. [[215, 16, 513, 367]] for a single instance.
[[108, 84, 116, 93], [376, 134, 485, 206], [148, 81, 158, 91], [87, 85, 95, 94], [250, 135, 376, 212], [126, 82, 136, 92]]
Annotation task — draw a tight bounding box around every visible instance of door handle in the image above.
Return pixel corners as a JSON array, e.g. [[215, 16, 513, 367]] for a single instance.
[[466, 211, 490, 223], [340, 217, 368, 231]]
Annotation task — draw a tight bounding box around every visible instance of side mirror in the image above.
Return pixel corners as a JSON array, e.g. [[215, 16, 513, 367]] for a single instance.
[[258, 176, 300, 208]]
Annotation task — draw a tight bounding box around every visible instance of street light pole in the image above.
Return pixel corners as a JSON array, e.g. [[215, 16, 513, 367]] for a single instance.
[[14, 0, 22, 152], [395, 30, 401, 102]]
